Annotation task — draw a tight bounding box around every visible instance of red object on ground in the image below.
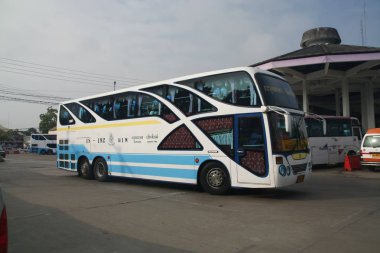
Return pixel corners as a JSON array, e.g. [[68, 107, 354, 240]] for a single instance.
[[344, 155, 361, 171]]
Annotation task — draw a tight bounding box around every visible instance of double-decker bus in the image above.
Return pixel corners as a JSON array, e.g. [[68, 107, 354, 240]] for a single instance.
[[30, 134, 57, 155], [305, 116, 362, 165], [56, 67, 311, 194]]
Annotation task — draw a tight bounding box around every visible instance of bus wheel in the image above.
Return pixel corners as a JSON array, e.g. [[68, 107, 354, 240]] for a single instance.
[[40, 150, 46, 155], [200, 162, 231, 195], [94, 158, 109, 182], [47, 150, 53, 155], [79, 158, 93, 179]]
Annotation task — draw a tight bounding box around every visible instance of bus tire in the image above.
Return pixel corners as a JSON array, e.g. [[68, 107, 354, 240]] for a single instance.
[[199, 162, 231, 195], [47, 149, 53, 155], [79, 158, 93, 179], [94, 158, 109, 182], [40, 150, 46, 155]]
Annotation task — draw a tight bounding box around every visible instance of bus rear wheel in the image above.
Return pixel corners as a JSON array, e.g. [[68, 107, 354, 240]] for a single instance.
[[94, 158, 109, 182], [79, 158, 93, 179], [200, 162, 231, 195]]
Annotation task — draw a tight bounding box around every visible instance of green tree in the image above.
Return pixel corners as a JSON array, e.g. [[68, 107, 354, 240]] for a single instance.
[[39, 106, 57, 134], [24, 127, 38, 136], [0, 129, 11, 142]]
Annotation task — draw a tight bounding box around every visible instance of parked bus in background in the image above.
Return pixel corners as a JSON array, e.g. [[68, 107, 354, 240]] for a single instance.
[[56, 67, 311, 194], [30, 134, 57, 155], [305, 116, 362, 165]]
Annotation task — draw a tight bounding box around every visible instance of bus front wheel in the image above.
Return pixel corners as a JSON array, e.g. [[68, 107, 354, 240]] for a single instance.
[[94, 158, 109, 182], [79, 158, 93, 179], [200, 162, 231, 195]]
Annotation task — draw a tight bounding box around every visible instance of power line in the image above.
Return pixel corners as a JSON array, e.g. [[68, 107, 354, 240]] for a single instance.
[[0, 68, 116, 87], [0, 81, 94, 95], [0, 89, 71, 101], [0, 60, 147, 84], [0, 57, 151, 83], [0, 95, 58, 105], [0, 62, 145, 86], [0, 65, 115, 85]]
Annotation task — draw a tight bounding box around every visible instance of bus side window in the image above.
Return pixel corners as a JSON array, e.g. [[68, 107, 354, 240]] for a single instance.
[[143, 85, 216, 116], [59, 106, 75, 126], [127, 94, 138, 118], [353, 127, 362, 140], [66, 103, 96, 123]]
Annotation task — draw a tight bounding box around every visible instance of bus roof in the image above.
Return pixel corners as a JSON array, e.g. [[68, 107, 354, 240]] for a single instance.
[[60, 66, 281, 104], [305, 115, 359, 120]]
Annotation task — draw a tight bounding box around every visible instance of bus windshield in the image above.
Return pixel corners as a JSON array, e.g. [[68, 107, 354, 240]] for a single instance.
[[255, 73, 300, 110], [268, 112, 308, 153]]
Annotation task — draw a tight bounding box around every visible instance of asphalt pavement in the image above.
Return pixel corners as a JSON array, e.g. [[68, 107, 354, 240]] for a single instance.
[[0, 154, 379, 253]]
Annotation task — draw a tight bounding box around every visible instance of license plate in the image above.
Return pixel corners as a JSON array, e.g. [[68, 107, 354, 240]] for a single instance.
[[296, 175, 305, 183]]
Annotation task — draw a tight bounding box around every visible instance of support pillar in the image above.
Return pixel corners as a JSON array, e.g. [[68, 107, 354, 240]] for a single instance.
[[366, 82, 375, 129], [361, 84, 368, 131], [302, 80, 309, 113], [341, 78, 350, 117], [335, 88, 341, 116]]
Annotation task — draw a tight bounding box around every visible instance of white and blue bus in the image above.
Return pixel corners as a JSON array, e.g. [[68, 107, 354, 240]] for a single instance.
[[57, 67, 311, 194], [30, 134, 57, 155]]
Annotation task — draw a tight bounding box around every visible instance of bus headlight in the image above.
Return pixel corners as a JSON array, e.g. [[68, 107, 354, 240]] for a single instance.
[[279, 165, 287, 177], [286, 166, 291, 176]]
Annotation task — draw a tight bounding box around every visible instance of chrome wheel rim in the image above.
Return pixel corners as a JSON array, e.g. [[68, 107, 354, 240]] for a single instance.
[[207, 168, 225, 188]]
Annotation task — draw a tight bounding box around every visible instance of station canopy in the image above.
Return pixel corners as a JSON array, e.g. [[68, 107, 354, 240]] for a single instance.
[[251, 27, 380, 129]]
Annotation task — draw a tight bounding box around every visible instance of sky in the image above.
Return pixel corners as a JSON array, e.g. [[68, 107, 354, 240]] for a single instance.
[[0, 0, 379, 130]]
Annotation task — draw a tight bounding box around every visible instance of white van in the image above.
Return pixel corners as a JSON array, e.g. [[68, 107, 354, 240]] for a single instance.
[[360, 128, 380, 169]]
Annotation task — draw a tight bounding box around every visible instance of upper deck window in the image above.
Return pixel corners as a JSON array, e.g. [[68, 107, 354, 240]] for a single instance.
[[45, 135, 56, 140], [59, 106, 75, 126], [81, 92, 178, 123], [65, 102, 96, 123], [176, 72, 261, 107], [31, 135, 46, 140], [255, 73, 299, 110], [143, 85, 216, 116]]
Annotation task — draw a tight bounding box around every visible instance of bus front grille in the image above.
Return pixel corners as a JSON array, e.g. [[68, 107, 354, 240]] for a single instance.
[[292, 163, 307, 175]]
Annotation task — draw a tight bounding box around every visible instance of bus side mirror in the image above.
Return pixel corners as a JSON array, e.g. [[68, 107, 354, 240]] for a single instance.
[[285, 114, 292, 133], [322, 120, 327, 135]]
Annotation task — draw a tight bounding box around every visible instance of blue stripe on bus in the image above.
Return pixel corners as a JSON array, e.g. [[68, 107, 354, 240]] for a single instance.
[[110, 165, 196, 179], [58, 144, 211, 166], [108, 154, 206, 165]]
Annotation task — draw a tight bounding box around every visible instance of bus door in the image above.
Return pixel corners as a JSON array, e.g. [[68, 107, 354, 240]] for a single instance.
[[328, 138, 339, 164], [233, 114, 270, 184]]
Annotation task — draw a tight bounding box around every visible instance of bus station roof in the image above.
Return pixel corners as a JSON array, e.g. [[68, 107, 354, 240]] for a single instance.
[[250, 27, 380, 129], [251, 44, 380, 74]]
